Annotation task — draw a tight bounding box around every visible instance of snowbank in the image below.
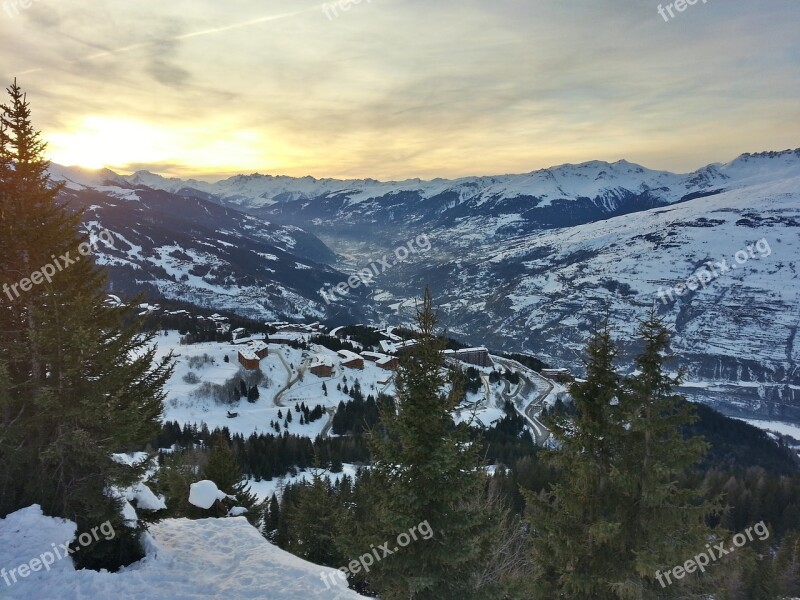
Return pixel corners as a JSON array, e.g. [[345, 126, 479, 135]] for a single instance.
[[0, 506, 366, 599]]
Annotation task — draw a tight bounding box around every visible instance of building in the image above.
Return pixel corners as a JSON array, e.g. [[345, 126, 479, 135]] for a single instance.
[[443, 347, 492, 368], [236, 340, 268, 370], [380, 339, 418, 355], [249, 340, 269, 359], [541, 368, 573, 383], [238, 347, 261, 370], [361, 351, 398, 371], [337, 349, 364, 370], [268, 322, 327, 335], [309, 356, 335, 378], [360, 351, 385, 363], [376, 356, 399, 371]]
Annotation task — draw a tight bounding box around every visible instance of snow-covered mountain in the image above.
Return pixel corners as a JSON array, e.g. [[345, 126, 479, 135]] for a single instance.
[[122, 150, 800, 233], [50, 165, 373, 323], [389, 173, 800, 419]]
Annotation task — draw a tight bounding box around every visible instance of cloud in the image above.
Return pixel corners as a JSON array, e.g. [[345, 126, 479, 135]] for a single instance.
[[1, 0, 798, 179]]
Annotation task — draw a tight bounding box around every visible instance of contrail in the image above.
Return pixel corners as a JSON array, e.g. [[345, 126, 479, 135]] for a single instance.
[[13, 3, 325, 77]]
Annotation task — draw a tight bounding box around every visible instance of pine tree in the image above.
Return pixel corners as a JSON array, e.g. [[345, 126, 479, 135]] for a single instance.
[[527, 321, 627, 598], [775, 531, 800, 596], [617, 312, 721, 595], [363, 288, 495, 599], [285, 470, 343, 566], [204, 436, 259, 524], [262, 492, 281, 543], [247, 385, 259, 403], [0, 80, 173, 571], [528, 315, 721, 598]]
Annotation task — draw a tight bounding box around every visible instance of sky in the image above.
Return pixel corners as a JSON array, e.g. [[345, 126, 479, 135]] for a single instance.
[[1, 0, 798, 181]]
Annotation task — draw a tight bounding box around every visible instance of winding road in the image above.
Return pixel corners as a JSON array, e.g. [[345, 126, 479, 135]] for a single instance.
[[490, 356, 554, 445], [273, 350, 340, 437], [273, 351, 307, 407]]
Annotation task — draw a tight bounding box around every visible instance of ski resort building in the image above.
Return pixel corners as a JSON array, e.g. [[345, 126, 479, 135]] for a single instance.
[[444, 347, 492, 368], [238, 348, 261, 370], [380, 339, 418, 355], [309, 356, 335, 378], [237, 341, 268, 369], [541, 368, 573, 383], [337, 349, 364, 370], [361, 351, 399, 370]]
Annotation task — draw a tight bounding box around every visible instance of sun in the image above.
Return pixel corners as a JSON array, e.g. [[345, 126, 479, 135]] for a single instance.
[[45, 117, 174, 170], [45, 116, 277, 175]]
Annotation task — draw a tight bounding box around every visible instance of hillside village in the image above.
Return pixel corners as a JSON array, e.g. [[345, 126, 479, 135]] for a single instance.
[[149, 310, 567, 500]]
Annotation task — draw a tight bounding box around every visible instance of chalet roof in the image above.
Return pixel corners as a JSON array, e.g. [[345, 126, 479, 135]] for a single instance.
[[248, 340, 268, 353], [337, 349, 363, 362], [238, 348, 260, 361], [379, 339, 418, 354], [361, 351, 389, 361], [444, 347, 488, 354], [309, 355, 335, 368]]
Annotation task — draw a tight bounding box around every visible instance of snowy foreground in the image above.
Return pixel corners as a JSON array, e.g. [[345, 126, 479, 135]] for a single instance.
[[0, 506, 366, 599]]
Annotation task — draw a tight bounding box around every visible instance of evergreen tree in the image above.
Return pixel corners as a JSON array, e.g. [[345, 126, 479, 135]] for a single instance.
[[775, 531, 800, 597], [247, 385, 259, 403], [528, 315, 720, 598], [363, 288, 495, 599], [204, 436, 259, 524], [0, 81, 173, 571], [262, 492, 281, 543], [285, 470, 343, 566], [527, 321, 631, 598], [618, 313, 721, 595]]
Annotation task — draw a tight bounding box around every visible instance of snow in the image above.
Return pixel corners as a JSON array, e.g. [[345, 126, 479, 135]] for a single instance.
[[734, 418, 800, 441], [125, 483, 167, 512], [246, 463, 363, 503], [111, 452, 150, 467], [0, 506, 367, 599], [188, 480, 228, 510]]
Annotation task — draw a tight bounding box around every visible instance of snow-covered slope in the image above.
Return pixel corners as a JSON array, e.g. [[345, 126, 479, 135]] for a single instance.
[[0, 506, 365, 599], [49, 165, 373, 322], [376, 171, 800, 420]]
